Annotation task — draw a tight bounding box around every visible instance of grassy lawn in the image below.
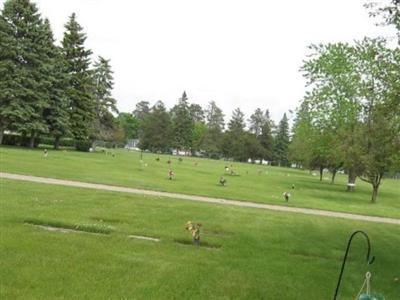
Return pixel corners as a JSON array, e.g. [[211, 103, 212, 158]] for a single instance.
[[1, 146, 399, 219], [1, 179, 400, 299]]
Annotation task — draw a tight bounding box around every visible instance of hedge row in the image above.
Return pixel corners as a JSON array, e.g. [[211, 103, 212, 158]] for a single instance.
[[2, 134, 40, 147], [2, 134, 125, 152]]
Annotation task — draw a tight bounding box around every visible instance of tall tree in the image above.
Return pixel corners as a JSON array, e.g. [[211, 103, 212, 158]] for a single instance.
[[41, 19, 70, 149], [62, 13, 94, 142], [222, 108, 247, 161], [0, 9, 18, 144], [189, 103, 205, 123], [139, 101, 172, 152], [133, 101, 151, 122], [1, 0, 50, 147], [259, 109, 275, 162], [274, 113, 290, 166], [228, 108, 245, 132], [202, 101, 225, 156], [171, 91, 194, 151], [92, 56, 118, 140], [248, 108, 265, 136]]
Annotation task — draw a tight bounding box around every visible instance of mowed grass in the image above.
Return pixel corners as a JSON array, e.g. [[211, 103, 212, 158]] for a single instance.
[[0, 146, 399, 218], [0, 179, 399, 299]]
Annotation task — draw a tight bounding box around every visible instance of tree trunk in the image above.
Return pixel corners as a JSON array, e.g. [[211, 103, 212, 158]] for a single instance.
[[0, 125, 4, 145], [371, 185, 379, 203], [319, 166, 324, 181], [29, 132, 35, 148], [331, 169, 337, 184], [346, 168, 357, 192], [54, 136, 60, 150]]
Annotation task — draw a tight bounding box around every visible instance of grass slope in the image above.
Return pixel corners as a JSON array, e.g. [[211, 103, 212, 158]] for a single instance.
[[1, 179, 399, 299], [1, 146, 399, 218]]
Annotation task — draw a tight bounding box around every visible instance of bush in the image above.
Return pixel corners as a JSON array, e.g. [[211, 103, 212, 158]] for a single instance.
[[2, 134, 40, 147], [75, 140, 92, 152]]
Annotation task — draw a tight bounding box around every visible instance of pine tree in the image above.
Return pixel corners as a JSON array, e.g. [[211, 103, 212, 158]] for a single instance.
[[1, 0, 50, 147], [139, 101, 172, 152], [171, 91, 194, 151], [62, 13, 94, 142], [248, 108, 265, 136], [41, 19, 70, 149], [222, 108, 247, 161], [203, 101, 224, 156], [92, 56, 118, 140], [274, 113, 290, 166], [228, 108, 245, 132], [0, 10, 18, 144], [133, 101, 151, 121], [259, 109, 274, 161], [189, 103, 205, 123]]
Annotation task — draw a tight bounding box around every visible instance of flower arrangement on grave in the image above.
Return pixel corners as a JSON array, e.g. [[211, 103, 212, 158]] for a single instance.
[[185, 221, 202, 246]]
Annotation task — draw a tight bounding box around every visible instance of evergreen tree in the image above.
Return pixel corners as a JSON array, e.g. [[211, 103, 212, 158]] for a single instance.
[[139, 101, 172, 152], [228, 108, 245, 132], [259, 110, 274, 161], [171, 91, 194, 150], [1, 0, 50, 147], [41, 19, 70, 149], [62, 13, 94, 142], [189, 103, 205, 123], [274, 113, 290, 166], [92, 56, 118, 140], [206, 100, 225, 131], [202, 101, 225, 156], [133, 101, 151, 122], [248, 108, 265, 136], [222, 108, 247, 161], [0, 10, 18, 144]]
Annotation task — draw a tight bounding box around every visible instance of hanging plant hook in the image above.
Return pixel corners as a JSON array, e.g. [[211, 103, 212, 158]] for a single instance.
[[333, 230, 375, 300]]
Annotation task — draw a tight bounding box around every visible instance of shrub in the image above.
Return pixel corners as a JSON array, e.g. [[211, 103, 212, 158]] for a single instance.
[[75, 140, 92, 152], [2, 134, 40, 147]]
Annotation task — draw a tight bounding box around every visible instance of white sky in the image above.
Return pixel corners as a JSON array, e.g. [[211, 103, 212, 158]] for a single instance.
[[9, 0, 397, 124]]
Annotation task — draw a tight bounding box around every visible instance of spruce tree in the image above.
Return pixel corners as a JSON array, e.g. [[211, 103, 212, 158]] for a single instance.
[[0, 10, 17, 144], [41, 19, 70, 149], [1, 0, 50, 147], [203, 101, 224, 156], [274, 113, 290, 166], [171, 91, 194, 151], [248, 108, 265, 136], [222, 108, 247, 161], [62, 13, 94, 142], [259, 109, 274, 161], [228, 108, 245, 132], [92, 56, 118, 140], [139, 101, 172, 152]]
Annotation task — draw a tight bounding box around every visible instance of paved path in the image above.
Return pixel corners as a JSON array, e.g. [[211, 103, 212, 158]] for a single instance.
[[1, 172, 399, 225]]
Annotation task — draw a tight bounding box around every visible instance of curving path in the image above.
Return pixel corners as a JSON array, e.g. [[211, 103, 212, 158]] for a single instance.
[[1, 172, 399, 226]]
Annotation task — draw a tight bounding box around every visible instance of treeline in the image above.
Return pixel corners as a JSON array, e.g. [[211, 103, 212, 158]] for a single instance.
[[127, 92, 291, 165], [289, 1, 400, 202], [0, 0, 119, 150]]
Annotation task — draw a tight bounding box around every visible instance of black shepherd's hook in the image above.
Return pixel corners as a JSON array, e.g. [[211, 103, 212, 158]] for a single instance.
[[333, 230, 375, 300]]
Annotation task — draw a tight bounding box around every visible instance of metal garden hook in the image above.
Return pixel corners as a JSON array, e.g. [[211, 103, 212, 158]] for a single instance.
[[333, 230, 375, 300]]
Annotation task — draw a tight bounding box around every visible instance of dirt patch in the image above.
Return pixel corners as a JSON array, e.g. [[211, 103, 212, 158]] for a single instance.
[[24, 218, 113, 234], [174, 239, 222, 249], [31, 224, 108, 235], [128, 235, 160, 242]]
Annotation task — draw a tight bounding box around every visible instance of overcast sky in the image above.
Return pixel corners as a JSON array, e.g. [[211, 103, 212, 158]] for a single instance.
[[23, 0, 396, 123]]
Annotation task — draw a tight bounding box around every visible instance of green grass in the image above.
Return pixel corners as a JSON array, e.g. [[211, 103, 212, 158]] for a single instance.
[[1, 179, 399, 299], [1, 146, 399, 218]]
